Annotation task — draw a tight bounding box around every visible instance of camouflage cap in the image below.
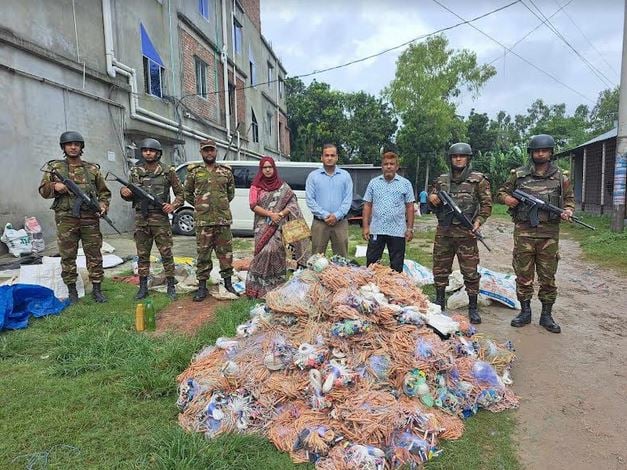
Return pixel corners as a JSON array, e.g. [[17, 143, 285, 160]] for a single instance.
[[200, 139, 217, 149]]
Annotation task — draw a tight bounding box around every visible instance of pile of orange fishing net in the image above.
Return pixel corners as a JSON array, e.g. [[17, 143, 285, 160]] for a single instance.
[[176, 258, 518, 468]]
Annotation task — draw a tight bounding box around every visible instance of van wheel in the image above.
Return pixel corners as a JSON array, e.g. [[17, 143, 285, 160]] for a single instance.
[[173, 209, 195, 236]]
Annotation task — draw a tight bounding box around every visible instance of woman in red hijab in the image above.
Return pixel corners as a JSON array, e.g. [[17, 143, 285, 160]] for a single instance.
[[246, 157, 309, 298]]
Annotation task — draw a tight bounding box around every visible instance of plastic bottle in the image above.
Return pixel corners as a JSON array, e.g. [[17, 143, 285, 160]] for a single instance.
[[135, 303, 145, 332], [144, 299, 156, 331]]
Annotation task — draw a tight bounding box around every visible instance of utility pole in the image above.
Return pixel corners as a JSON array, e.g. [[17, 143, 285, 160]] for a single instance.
[[414, 155, 421, 199], [611, 0, 627, 232]]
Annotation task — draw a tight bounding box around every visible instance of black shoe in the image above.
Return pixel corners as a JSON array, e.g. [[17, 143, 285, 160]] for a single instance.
[[193, 280, 208, 302], [511, 299, 531, 327], [435, 286, 446, 311], [539, 303, 561, 333], [224, 277, 240, 297], [135, 276, 149, 300], [468, 294, 481, 324], [67, 283, 79, 304], [166, 276, 177, 300], [92, 282, 107, 303]]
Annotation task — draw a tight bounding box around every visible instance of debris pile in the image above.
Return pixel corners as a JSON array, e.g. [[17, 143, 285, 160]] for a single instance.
[[176, 256, 518, 468]]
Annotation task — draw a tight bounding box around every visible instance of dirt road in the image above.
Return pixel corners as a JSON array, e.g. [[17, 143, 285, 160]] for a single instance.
[[415, 216, 627, 470]]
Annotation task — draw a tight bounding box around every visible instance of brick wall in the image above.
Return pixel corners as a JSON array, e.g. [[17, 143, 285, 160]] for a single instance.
[[278, 110, 290, 155], [179, 27, 220, 123], [239, 0, 261, 32]]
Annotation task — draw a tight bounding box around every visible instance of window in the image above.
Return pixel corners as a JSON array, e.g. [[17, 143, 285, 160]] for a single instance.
[[249, 60, 256, 86], [195, 58, 208, 98], [140, 23, 165, 97], [265, 111, 273, 136], [233, 19, 242, 55], [267, 62, 274, 85], [228, 83, 235, 117], [251, 108, 259, 143], [199, 0, 211, 19], [279, 77, 284, 98], [143, 56, 164, 97]]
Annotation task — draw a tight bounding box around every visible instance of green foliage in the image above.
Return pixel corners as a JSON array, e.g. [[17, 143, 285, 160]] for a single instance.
[[589, 86, 619, 135], [384, 35, 495, 189], [285, 78, 397, 163]]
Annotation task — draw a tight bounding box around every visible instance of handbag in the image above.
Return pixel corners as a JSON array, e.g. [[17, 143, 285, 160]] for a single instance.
[[282, 218, 311, 244]]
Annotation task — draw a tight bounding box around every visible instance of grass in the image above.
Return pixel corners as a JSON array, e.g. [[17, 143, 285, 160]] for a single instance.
[[560, 212, 627, 274], [0, 275, 519, 469]]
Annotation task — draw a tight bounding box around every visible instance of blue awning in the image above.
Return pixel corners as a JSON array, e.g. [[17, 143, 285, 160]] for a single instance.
[[140, 23, 164, 67]]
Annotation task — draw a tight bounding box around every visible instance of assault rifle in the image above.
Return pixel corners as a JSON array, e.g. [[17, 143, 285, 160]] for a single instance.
[[437, 190, 491, 251], [45, 167, 121, 234], [106, 172, 167, 217], [511, 189, 596, 230]]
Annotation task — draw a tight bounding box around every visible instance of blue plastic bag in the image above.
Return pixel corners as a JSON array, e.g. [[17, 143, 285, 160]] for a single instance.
[[0, 284, 67, 331]]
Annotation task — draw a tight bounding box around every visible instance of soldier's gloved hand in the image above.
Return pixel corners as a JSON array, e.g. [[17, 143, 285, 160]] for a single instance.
[[428, 194, 441, 206], [54, 182, 68, 194], [503, 195, 519, 208], [120, 187, 132, 198], [560, 209, 573, 221], [99, 203, 108, 216], [162, 203, 175, 214]]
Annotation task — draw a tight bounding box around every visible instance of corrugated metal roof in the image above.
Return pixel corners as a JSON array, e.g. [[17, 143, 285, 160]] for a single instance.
[[556, 127, 617, 156]]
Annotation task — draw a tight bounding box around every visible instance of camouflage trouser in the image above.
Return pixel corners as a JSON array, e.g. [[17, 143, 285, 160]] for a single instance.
[[196, 225, 233, 281], [433, 234, 480, 294], [135, 224, 174, 277], [55, 215, 103, 284], [513, 236, 559, 303]]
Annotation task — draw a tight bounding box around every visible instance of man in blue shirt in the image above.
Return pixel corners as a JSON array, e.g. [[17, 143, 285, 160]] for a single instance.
[[419, 189, 429, 215], [305, 144, 353, 258], [362, 152, 415, 272]]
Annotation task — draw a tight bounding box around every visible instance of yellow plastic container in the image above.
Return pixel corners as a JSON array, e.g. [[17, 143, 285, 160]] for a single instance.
[[135, 303, 145, 332]]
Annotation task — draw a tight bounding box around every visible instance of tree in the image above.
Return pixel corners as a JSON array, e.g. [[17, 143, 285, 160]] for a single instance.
[[466, 109, 498, 156], [285, 78, 398, 162], [589, 86, 619, 135], [384, 35, 496, 188]]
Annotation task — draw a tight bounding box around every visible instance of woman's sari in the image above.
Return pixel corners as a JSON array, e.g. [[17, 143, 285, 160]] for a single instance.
[[245, 183, 310, 298]]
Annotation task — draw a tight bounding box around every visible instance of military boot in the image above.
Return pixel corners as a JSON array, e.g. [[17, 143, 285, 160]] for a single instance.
[[67, 283, 79, 304], [224, 277, 240, 297], [468, 294, 481, 324], [92, 282, 107, 303], [193, 280, 208, 302], [435, 287, 446, 311], [511, 299, 531, 327], [539, 303, 561, 333], [135, 276, 149, 300], [166, 276, 177, 300]]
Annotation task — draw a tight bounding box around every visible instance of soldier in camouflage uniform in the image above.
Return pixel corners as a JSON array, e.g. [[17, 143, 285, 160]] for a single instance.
[[39, 131, 111, 304], [120, 138, 184, 300], [184, 138, 239, 301], [498, 134, 575, 333], [428, 143, 492, 324]]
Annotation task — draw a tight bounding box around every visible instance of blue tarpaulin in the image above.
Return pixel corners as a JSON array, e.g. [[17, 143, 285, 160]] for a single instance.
[[140, 23, 164, 67], [0, 284, 68, 331]]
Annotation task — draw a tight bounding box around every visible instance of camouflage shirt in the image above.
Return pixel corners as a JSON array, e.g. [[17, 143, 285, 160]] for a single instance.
[[184, 163, 234, 226], [39, 159, 111, 218], [430, 167, 492, 237], [497, 162, 575, 238], [122, 163, 184, 226]]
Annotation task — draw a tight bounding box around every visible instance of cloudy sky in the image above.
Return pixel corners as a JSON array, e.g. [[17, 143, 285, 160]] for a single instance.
[[260, 0, 623, 118]]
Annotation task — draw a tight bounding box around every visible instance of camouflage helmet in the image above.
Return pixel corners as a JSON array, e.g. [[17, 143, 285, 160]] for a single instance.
[[59, 131, 85, 149], [447, 142, 473, 159], [527, 134, 555, 153]]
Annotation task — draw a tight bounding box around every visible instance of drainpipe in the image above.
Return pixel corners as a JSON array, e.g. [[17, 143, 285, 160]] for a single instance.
[[221, 0, 231, 136], [102, 0, 116, 77]]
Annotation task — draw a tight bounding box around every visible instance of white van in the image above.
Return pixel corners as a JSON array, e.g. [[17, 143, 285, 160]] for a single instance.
[[171, 160, 322, 236]]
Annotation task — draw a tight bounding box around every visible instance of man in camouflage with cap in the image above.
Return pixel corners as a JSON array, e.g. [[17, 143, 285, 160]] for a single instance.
[[184, 138, 239, 300], [498, 134, 575, 334], [428, 142, 492, 324], [120, 138, 184, 300], [39, 131, 111, 303]]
